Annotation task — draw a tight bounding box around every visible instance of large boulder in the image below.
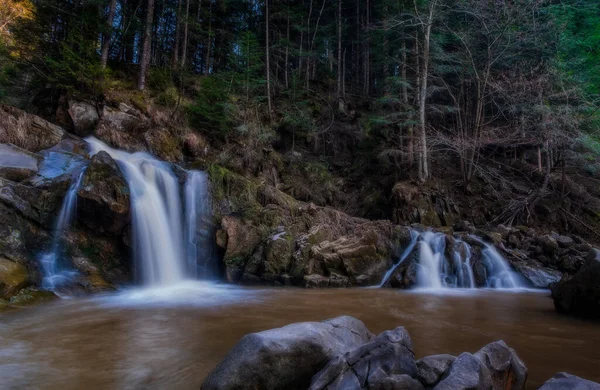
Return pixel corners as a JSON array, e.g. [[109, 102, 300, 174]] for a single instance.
[[0, 144, 41, 182], [474, 340, 527, 390], [538, 373, 600, 390], [77, 151, 130, 236], [551, 249, 600, 318], [68, 101, 99, 136], [513, 262, 562, 288], [94, 106, 149, 153], [433, 353, 492, 390], [0, 105, 66, 152], [0, 257, 29, 299], [309, 327, 418, 390], [201, 316, 374, 390]]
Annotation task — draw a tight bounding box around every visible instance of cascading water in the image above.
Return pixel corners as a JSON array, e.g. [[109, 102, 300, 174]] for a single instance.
[[184, 171, 216, 279], [380, 229, 526, 290], [86, 137, 188, 286], [39, 168, 87, 289]]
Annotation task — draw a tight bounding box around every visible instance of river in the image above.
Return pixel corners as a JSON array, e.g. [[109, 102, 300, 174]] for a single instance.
[[1, 284, 598, 389]]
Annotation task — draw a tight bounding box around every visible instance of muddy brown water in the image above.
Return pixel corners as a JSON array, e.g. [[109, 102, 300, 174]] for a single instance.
[[1, 284, 599, 390]]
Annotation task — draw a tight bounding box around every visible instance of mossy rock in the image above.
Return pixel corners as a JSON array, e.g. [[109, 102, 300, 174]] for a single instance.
[[0, 257, 29, 299], [9, 287, 58, 306]]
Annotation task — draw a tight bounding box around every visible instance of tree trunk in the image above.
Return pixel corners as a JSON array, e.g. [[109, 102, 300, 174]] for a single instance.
[[402, 41, 413, 165], [100, 0, 118, 69], [138, 0, 155, 90], [173, 0, 182, 67], [417, 0, 435, 181], [284, 6, 290, 89], [337, 0, 342, 101], [181, 0, 190, 66], [265, 0, 273, 121]]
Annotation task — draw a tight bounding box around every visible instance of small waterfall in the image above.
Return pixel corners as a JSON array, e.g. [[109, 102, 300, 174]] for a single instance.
[[39, 168, 87, 289], [87, 137, 187, 286], [184, 171, 216, 279], [417, 232, 445, 289], [380, 229, 526, 290]]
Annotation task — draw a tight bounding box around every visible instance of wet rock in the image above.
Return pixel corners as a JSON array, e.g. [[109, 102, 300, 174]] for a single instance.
[[264, 232, 293, 275], [201, 316, 374, 390], [144, 126, 183, 162], [556, 235, 574, 248], [304, 274, 330, 288], [538, 373, 600, 390], [474, 340, 527, 390], [369, 374, 424, 390], [0, 105, 66, 152], [309, 327, 417, 390], [219, 215, 262, 264], [416, 354, 456, 387], [0, 144, 42, 182], [433, 352, 492, 390], [551, 249, 600, 318], [68, 101, 99, 136], [8, 286, 57, 306], [94, 107, 149, 152], [513, 263, 562, 288], [77, 151, 130, 236], [0, 257, 29, 299]]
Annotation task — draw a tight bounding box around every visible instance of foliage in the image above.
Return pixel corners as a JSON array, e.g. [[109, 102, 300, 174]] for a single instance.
[[187, 77, 233, 137]]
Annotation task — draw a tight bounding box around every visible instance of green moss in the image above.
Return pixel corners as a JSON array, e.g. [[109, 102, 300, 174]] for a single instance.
[[225, 256, 246, 267], [208, 164, 261, 217]]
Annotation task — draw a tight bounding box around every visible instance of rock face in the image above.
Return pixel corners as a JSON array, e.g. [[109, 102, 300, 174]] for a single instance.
[[68, 101, 99, 136], [201, 316, 374, 390], [202, 316, 538, 390], [0, 144, 42, 182], [309, 327, 418, 390], [538, 373, 600, 390], [551, 249, 600, 318], [77, 151, 130, 236]]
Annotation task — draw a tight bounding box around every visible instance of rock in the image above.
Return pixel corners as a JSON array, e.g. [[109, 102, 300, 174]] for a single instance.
[[77, 151, 130, 235], [538, 373, 600, 390], [201, 316, 374, 390], [68, 101, 99, 136], [309, 327, 417, 390], [8, 286, 57, 306], [551, 249, 600, 318], [433, 353, 492, 390], [416, 354, 456, 387], [0, 105, 66, 152], [0, 257, 29, 299], [538, 235, 559, 257], [513, 263, 562, 288], [556, 235, 574, 248], [304, 274, 330, 288], [220, 215, 262, 264], [25, 149, 87, 188], [144, 126, 183, 162], [94, 107, 149, 152], [0, 144, 41, 181], [264, 232, 293, 275], [368, 374, 425, 390], [474, 340, 527, 390]]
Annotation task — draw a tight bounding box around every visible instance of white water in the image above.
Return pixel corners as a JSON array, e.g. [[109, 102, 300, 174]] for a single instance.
[[39, 168, 86, 289], [86, 137, 187, 286], [381, 229, 527, 290], [184, 171, 215, 279]]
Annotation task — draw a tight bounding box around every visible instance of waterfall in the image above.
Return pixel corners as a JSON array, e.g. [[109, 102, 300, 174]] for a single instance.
[[39, 168, 87, 290], [184, 171, 216, 279], [380, 229, 526, 290], [87, 137, 187, 286]]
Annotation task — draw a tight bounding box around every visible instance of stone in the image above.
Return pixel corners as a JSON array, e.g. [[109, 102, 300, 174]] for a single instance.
[[513, 263, 562, 288], [0, 144, 41, 181], [0, 257, 29, 299], [201, 316, 374, 390], [551, 249, 600, 318], [368, 374, 425, 390], [0, 105, 66, 152], [309, 327, 417, 390], [220, 215, 262, 262], [68, 101, 99, 136], [538, 235, 559, 257], [474, 340, 527, 390], [538, 373, 600, 390], [8, 286, 57, 306], [416, 354, 456, 387], [77, 151, 130, 236], [433, 353, 492, 390], [556, 235, 574, 248], [264, 232, 293, 275]]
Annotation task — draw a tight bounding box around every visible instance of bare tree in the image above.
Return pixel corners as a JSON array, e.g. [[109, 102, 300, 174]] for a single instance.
[[100, 0, 118, 69], [138, 0, 155, 90]]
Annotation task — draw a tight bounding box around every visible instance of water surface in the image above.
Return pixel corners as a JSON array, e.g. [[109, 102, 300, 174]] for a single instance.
[[1, 285, 598, 389]]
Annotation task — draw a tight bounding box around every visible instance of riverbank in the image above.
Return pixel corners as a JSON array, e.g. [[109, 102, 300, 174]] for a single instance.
[[1, 285, 599, 389]]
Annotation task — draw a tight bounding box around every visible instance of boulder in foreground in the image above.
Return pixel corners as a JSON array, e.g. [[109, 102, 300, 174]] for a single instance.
[[538, 372, 600, 390]]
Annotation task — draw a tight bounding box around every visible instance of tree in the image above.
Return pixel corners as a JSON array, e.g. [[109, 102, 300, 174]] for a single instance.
[[139, 0, 156, 90]]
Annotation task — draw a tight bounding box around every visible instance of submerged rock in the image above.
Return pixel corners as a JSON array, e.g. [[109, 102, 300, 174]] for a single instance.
[[201, 316, 373, 390], [551, 249, 600, 319], [538, 373, 600, 390], [309, 327, 417, 390], [8, 286, 57, 306]]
